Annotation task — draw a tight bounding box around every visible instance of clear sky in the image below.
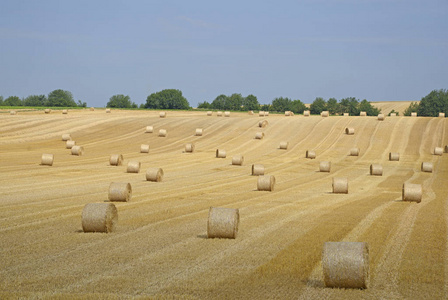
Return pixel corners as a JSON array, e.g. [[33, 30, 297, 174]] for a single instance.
[[1, 0, 447, 107]]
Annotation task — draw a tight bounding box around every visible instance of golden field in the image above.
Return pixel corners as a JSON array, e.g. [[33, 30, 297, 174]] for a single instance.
[[0, 108, 447, 299]]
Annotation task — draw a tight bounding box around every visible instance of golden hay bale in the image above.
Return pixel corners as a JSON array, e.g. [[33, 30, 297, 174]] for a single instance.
[[257, 175, 275, 191], [62, 133, 71, 141], [62, 109, 68, 114], [10, 110, 16, 115], [248, 110, 254, 115], [259, 120, 268, 128], [185, 143, 195, 153], [195, 128, 203, 136], [41, 153, 54, 166], [207, 207, 239, 239], [370, 164, 383, 176], [127, 161, 141, 173], [90, 107, 95, 111], [145, 126, 153, 133], [66, 140, 76, 149], [321, 111, 329, 117], [146, 167, 164, 182], [402, 182, 422, 203], [159, 111, 166, 118], [377, 114, 385, 121], [158, 129, 167, 137], [265, 111, 269, 116], [217, 111, 223, 116], [140, 144, 150, 153], [439, 112, 445, 117], [82, 203, 118, 233], [259, 111, 265, 117], [106, 108, 111, 113], [279, 141, 289, 150], [71, 145, 84, 156], [108, 182, 132, 202], [389, 152, 400, 161], [255, 132, 265, 139], [343, 113, 349, 116], [252, 164, 265, 175], [322, 241, 369, 289], [285, 111, 291, 116], [304, 110, 310, 116], [216, 149, 226, 158], [306, 150, 316, 159], [345, 127, 355, 135], [44, 109, 51, 114], [232, 155, 244, 166], [411, 112, 417, 117], [291, 112, 295, 116], [207, 111, 213, 116], [320, 161, 331, 172], [333, 177, 348, 194], [390, 113, 397, 117], [421, 162, 433, 173], [349, 148, 360, 156], [224, 111, 230, 117], [434, 147, 443, 156], [360, 111, 367, 116], [109, 154, 123, 166]]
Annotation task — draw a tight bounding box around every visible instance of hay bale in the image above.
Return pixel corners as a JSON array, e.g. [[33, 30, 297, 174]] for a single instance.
[[90, 107, 95, 111], [82, 203, 118, 233], [106, 108, 111, 113], [146, 167, 164, 182], [66, 140, 76, 149], [62, 109, 68, 114], [377, 114, 385, 121], [140, 144, 150, 153], [306, 150, 316, 159], [207, 207, 239, 239], [439, 112, 445, 117], [216, 149, 226, 158], [291, 112, 295, 116], [320, 161, 331, 172], [360, 111, 367, 116], [265, 111, 269, 116], [185, 143, 195, 153], [279, 141, 289, 150], [41, 153, 54, 166], [285, 111, 291, 116], [322, 241, 369, 289], [159, 111, 166, 118], [145, 126, 153, 133], [421, 162, 433, 173], [71, 145, 84, 156], [304, 110, 310, 116], [195, 128, 203, 136], [62, 133, 71, 141], [343, 113, 349, 116], [108, 182, 132, 202], [434, 147, 443, 156], [248, 110, 254, 115], [411, 112, 417, 117], [127, 161, 141, 173], [259, 120, 268, 128], [224, 111, 230, 117], [217, 111, 223, 116], [44, 109, 51, 114], [259, 111, 265, 117], [345, 127, 355, 135], [10, 110, 16, 115], [332, 177, 348, 194], [370, 164, 383, 176], [207, 111, 213, 116], [389, 152, 400, 161], [158, 129, 167, 137], [109, 154, 123, 166], [255, 132, 265, 139], [321, 111, 329, 117], [257, 175, 275, 191], [402, 182, 422, 203], [252, 164, 265, 175], [232, 155, 244, 166], [349, 148, 360, 156], [390, 113, 397, 117]]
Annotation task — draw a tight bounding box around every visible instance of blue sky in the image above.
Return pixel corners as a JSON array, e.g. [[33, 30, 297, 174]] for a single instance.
[[0, 0, 447, 107]]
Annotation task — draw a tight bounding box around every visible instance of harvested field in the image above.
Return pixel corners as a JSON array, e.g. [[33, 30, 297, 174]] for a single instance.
[[0, 108, 447, 299]]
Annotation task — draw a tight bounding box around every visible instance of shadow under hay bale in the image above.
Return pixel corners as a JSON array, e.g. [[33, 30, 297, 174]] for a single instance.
[[207, 207, 239, 239], [82, 203, 118, 233], [108, 182, 132, 202]]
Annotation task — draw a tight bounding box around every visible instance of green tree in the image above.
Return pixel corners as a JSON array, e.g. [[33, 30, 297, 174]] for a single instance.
[[339, 97, 360, 116], [0, 96, 4, 106], [197, 101, 211, 109], [107, 94, 135, 108], [77, 100, 87, 108], [24, 95, 47, 106], [403, 102, 420, 116], [210, 94, 228, 110], [48, 89, 77, 107], [260, 104, 271, 111], [243, 94, 259, 111], [388, 109, 399, 116], [271, 97, 292, 112], [309, 97, 326, 114], [417, 89, 448, 117], [291, 99, 306, 114], [4, 96, 22, 106], [228, 93, 243, 110], [145, 89, 190, 110], [359, 99, 381, 116], [326, 98, 339, 115]]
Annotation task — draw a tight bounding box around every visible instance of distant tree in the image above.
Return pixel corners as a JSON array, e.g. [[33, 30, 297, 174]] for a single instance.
[[291, 99, 306, 114], [417, 89, 448, 117], [271, 97, 292, 112], [145, 89, 190, 109], [3, 96, 22, 106], [0, 96, 4, 106], [210, 94, 228, 110], [107, 94, 135, 108], [326, 98, 339, 115], [388, 109, 399, 116], [139, 103, 145, 109], [48, 89, 77, 107], [339, 97, 360, 116], [23, 95, 47, 106], [309, 97, 326, 114], [243, 94, 260, 111], [359, 99, 381, 116], [197, 101, 211, 109], [227, 93, 244, 110], [403, 102, 420, 116], [77, 100, 87, 108], [260, 104, 271, 111]]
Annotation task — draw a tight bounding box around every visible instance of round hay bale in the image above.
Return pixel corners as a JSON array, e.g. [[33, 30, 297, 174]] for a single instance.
[[434, 147, 443, 156], [140, 144, 150, 153], [108, 182, 132, 202], [248, 110, 254, 115], [306, 150, 316, 159], [360, 111, 367, 116], [44, 109, 51, 114], [232, 155, 244, 166], [322, 241, 369, 289], [185, 143, 195, 153], [258, 111, 264, 117], [159, 111, 166, 118], [332, 177, 348, 194], [291, 112, 295, 116], [320, 161, 331, 172], [321, 111, 329, 117], [10, 110, 16, 115], [258, 120, 268, 128], [127, 161, 141, 173], [345, 127, 355, 135], [255, 132, 264, 139], [146, 167, 164, 182], [285, 111, 291, 116], [90, 107, 95, 111], [402, 182, 422, 203], [439, 112, 445, 118], [257, 175, 275, 191], [207, 111, 212, 116], [279, 141, 289, 150], [252, 164, 265, 176], [216, 149, 226, 158], [62, 133, 71, 141], [145, 126, 153, 133], [390, 113, 397, 117], [71, 145, 84, 156], [421, 162, 433, 173], [41, 153, 54, 166], [389, 152, 400, 161], [349, 148, 360, 156], [343, 113, 349, 116], [304, 110, 310, 116], [207, 207, 239, 239], [217, 111, 223, 116], [109, 154, 123, 166], [377, 114, 385, 121], [62, 109, 68, 114], [411, 112, 417, 117], [265, 111, 269, 116], [158, 129, 167, 137], [445, 145, 448, 153], [82, 203, 118, 233], [195, 128, 203, 136], [66, 140, 76, 149], [106, 108, 111, 113], [224, 111, 230, 117], [370, 164, 383, 176]]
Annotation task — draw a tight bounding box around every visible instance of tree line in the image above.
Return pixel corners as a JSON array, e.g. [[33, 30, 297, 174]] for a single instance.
[[403, 89, 448, 116], [0, 89, 86, 107]]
